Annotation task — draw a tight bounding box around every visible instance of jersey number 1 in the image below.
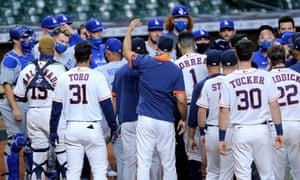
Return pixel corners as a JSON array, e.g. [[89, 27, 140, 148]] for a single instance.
[[69, 84, 88, 104]]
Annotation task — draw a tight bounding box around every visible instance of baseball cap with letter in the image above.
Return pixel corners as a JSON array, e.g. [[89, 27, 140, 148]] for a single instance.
[[41, 16, 59, 29], [105, 38, 122, 53], [172, 5, 189, 17], [220, 19, 235, 30], [148, 18, 164, 30], [206, 50, 221, 66], [157, 35, 173, 52], [221, 49, 238, 66], [56, 14, 72, 25], [193, 29, 210, 40], [85, 18, 103, 32]]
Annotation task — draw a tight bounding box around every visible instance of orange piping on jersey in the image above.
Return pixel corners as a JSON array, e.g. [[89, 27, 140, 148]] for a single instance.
[[219, 103, 230, 108], [111, 92, 117, 97], [99, 94, 112, 101], [52, 98, 62, 103], [129, 52, 137, 70], [154, 54, 170, 61], [173, 90, 185, 94]]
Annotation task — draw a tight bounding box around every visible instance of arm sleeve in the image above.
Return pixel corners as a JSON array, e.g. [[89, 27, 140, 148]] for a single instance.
[[69, 34, 83, 46], [49, 101, 63, 133], [100, 98, 118, 132]]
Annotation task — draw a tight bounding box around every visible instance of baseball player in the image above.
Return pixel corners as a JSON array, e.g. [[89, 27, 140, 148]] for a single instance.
[[112, 37, 162, 180], [219, 19, 236, 42], [174, 31, 208, 180], [193, 29, 210, 54], [0, 26, 35, 180], [14, 35, 66, 179], [267, 45, 300, 180], [95, 38, 127, 180], [197, 50, 236, 180], [56, 13, 83, 46], [145, 18, 164, 57], [85, 18, 106, 68], [49, 41, 118, 179], [218, 39, 284, 179], [123, 19, 187, 180]]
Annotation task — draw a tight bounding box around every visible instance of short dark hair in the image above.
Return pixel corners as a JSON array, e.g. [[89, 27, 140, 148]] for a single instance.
[[178, 31, 195, 49], [74, 41, 92, 63], [267, 45, 286, 66], [235, 39, 254, 61], [278, 15, 295, 28], [257, 25, 274, 38]]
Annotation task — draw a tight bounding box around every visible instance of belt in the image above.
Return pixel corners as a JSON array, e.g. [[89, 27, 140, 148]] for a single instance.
[[67, 120, 100, 123], [29, 106, 51, 108], [206, 124, 218, 127]]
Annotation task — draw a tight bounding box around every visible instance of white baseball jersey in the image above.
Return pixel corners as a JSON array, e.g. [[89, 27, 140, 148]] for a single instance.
[[174, 53, 208, 103], [269, 68, 300, 120], [95, 59, 127, 90], [146, 42, 159, 57], [196, 75, 223, 126], [219, 68, 279, 125], [53, 67, 112, 121], [14, 61, 66, 107]]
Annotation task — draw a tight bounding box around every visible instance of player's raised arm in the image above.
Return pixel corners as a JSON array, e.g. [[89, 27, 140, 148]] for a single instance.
[[123, 19, 142, 61]]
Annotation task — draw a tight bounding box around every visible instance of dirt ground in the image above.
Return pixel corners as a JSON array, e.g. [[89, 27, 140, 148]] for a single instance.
[[0, 141, 117, 180]]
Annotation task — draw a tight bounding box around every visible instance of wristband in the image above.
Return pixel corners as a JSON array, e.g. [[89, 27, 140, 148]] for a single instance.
[[199, 127, 206, 136], [219, 129, 226, 141], [275, 123, 283, 136]]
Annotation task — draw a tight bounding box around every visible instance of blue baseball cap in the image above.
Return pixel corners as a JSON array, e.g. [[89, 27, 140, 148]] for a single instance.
[[157, 35, 173, 52], [207, 50, 221, 66], [41, 16, 59, 29], [221, 49, 237, 66], [85, 18, 103, 32], [220, 19, 235, 30], [280, 31, 293, 45], [148, 18, 164, 30], [172, 5, 189, 17], [56, 14, 72, 24], [193, 29, 210, 40], [105, 38, 122, 53]]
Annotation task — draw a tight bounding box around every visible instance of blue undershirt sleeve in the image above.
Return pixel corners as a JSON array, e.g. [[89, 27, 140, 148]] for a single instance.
[[99, 99, 118, 132]]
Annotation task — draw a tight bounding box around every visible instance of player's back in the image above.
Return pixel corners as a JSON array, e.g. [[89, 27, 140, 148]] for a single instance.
[[57, 67, 111, 121], [269, 68, 300, 120], [197, 75, 223, 125], [14, 61, 65, 107], [174, 52, 208, 103], [220, 68, 279, 125]]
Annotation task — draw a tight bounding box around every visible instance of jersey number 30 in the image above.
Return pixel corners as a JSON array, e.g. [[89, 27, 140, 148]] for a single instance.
[[69, 84, 88, 104], [236, 88, 262, 110]]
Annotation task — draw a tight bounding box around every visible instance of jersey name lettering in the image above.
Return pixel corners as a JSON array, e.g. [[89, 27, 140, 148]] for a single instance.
[[178, 57, 206, 69], [69, 73, 89, 81], [272, 73, 300, 83], [23, 68, 58, 87], [229, 76, 264, 88], [212, 82, 221, 91]]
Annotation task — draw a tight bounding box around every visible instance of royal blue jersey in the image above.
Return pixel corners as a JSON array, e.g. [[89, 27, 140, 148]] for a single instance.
[[112, 64, 139, 124], [130, 54, 185, 122], [252, 48, 268, 69], [69, 33, 83, 46], [188, 73, 221, 127], [89, 44, 106, 68]]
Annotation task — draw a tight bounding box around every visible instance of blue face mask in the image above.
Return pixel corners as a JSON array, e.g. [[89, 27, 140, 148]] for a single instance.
[[55, 42, 68, 53], [20, 39, 35, 54], [48, 31, 54, 37], [174, 20, 187, 32], [260, 41, 272, 51], [87, 37, 102, 46]]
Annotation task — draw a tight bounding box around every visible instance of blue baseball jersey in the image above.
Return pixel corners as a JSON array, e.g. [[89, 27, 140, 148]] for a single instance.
[[252, 48, 268, 69], [89, 43, 106, 68], [130, 54, 185, 122], [289, 61, 300, 73], [112, 64, 139, 124], [188, 73, 221, 127], [69, 33, 83, 46]]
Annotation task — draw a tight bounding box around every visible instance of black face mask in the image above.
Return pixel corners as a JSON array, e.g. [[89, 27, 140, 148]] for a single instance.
[[196, 43, 210, 54]]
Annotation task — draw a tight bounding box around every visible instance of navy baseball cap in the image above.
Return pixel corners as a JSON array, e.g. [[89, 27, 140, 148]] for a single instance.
[[148, 18, 164, 30], [56, 14, 72, 24], [221, 49, 238, 66], [288, 32, 300, 49], [193, 29, 210, 40], [207, 50, 221, 66], [157, 35, 173, 52], [105, 38, 122, 53], [211, 38, 230, 51], [41, 16, 59, 29], [85, 18, 103, 32], [172, 5, 189, 17], [280, 31, 293, 45], [292, 37, 300, 51], [220, 19, 234, 30], [132, 37, 147, 54], [230, 33, 248, 48]]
